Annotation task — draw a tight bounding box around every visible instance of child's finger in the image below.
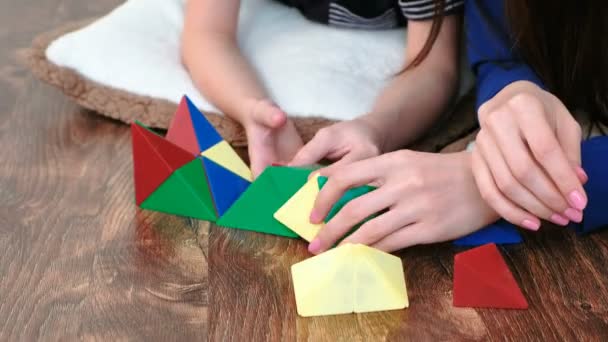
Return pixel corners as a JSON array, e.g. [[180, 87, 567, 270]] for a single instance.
[[251, 100, 286, 128]]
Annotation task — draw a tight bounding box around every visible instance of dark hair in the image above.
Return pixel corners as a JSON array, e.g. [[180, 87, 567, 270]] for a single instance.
[[505, 0, 608, 126], [404, 0, 446, 71]]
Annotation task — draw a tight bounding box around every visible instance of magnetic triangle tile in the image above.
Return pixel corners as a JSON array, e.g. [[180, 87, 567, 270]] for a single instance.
[[131, 122, 195, 205], [453, 244, 528, 309], [573, 136, 608, 234], [318, 176, 376, 222], [353, 244, 408, 313], [201, 140, 252, 182], [291, 244, 356, 317], [140, 159, 217, 221], [274, 173, 323, 241], [165, 96, 201, 156], [217, 166, 312, 237], [291, 244, 408, 317], [202, 157, 250, 217], [454, 220, 522, 247], [185, 96, 223, 152]]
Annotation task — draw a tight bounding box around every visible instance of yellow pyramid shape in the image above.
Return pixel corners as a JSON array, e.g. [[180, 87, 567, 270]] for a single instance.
[[274, 173, 323, 241], [291, 244, 408, 317], [201, 140, 252, 181]]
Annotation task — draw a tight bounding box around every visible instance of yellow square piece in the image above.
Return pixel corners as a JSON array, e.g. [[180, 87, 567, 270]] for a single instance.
[[291, 244, 408, 317], [274, 174, 323, 241], [201, 140, 252, 181]]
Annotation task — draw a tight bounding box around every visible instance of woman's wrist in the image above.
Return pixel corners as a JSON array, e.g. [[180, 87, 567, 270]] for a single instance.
[[356, 113, 390, 154]]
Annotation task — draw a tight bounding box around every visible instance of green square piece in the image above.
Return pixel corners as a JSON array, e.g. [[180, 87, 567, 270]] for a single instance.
[[217, 166, 313, 237]]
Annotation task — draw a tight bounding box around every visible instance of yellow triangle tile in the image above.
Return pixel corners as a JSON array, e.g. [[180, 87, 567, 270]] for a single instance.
[[274, 173, 323, 242], [201, 140, 252, 181], [353, 244, 409, 312], [291, 244, 408, 317], [291, 244, 355, 317]]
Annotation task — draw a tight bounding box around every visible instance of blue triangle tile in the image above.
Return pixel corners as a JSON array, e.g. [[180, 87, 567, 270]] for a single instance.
[[454, 220, 522, 247], [185, 96, 223, 152], [573, 136, 608, 234], [202, 157, 250, 216]]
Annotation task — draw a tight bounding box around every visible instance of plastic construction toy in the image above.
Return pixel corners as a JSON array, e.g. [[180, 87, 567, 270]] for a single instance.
[[218, 166, 313, 237], [453, 244, 528, 309], [291, 243, 408, 317], [454, 220, 523, 247], [131, 95, 251, 220]]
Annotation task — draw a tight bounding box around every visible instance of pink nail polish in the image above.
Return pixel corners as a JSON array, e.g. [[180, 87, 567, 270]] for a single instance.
[[564, 208, 583, 223], [522, 219, 541, 231], [568, 191, 587, 210], [550, 213, 569, 226], [308, 239, 321, 254]]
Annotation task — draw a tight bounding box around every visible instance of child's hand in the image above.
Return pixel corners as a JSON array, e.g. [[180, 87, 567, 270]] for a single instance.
[[306, 151, 499, 254], [472, 81, 587, 230], [288, 117, 384, 170], [244, 99, 303, 177]]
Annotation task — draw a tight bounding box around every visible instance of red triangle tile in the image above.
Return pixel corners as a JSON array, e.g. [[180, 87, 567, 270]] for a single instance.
[[131, 122, 195, 205], [453, 244, 528, 309], [165, 96, 200, 156]]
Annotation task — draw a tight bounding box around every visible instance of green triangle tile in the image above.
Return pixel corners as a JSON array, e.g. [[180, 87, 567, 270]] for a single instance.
[[141, 159, 217, 221], [217, 166, 312, 237]]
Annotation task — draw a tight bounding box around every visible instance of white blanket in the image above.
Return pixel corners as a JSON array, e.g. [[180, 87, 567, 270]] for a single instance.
[[47, 0, 473, 121]]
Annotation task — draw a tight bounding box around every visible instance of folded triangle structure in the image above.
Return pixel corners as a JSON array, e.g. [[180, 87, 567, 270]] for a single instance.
[[141, 159, 218, 221], [453, 244, 528, 309], [274, 173, 323, 241], [202, 140, 252, 182], [291, 243, 408, 317], [202, 157, 250, 217], [166, 95, 252, 183], [131, 122, 195, 205], [166, 95, 222, 155], [217, 166, 312, 237]]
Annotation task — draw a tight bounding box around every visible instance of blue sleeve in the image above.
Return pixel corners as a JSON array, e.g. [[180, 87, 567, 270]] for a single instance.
[[465, 0, 545, 110]]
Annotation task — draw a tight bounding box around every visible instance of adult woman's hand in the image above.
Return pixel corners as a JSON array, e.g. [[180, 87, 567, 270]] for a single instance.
[[307, 150, 499, 254], [472, 81, 587, 230]]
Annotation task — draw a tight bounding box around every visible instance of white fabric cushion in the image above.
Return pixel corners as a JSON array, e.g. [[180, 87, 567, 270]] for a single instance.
[[46, 0, 473, 121]]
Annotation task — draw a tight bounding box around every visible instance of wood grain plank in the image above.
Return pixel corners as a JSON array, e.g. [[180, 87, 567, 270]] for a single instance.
[[0, 0, 208, 340]]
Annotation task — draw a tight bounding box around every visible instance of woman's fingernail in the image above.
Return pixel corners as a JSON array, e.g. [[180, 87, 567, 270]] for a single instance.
[[564, 208, 583, 223], [568, 191, 587, 210], [308, 239, 321, 254], [522, 218, 541, 231], [576, 166, 588, 183], [271, 162, 285, 166], [550, 213, 569, 226]]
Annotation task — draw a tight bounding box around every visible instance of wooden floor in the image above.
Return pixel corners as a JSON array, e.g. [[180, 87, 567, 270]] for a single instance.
[[2, 1, 608, 340]]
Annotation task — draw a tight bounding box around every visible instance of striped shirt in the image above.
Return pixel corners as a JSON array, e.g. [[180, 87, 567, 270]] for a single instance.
[[277, 0, 464, 30]]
